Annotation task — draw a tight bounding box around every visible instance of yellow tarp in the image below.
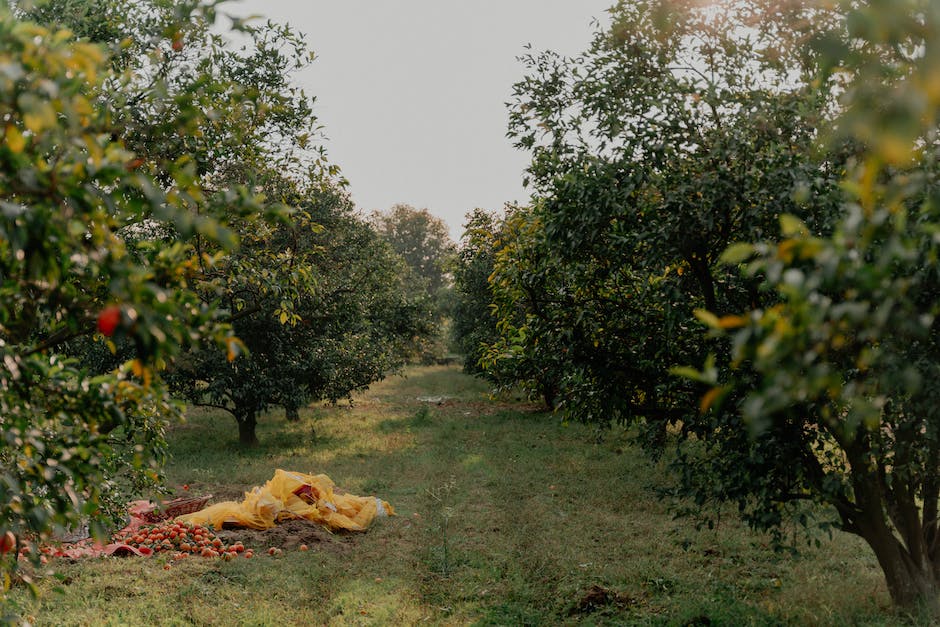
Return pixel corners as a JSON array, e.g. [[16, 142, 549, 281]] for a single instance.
[[176, 469, 395, 532]]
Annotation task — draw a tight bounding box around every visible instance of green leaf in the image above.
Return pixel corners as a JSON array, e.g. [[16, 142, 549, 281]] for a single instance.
[[18, 93, 57, 134], [693, 309, 720, 328], [669, 365, 708, 382], [779, 214, 808, 237], [720, 242, 755, 265]]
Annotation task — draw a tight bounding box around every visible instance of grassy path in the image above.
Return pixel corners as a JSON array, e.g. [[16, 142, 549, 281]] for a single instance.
[[14, 366, 901, 625]]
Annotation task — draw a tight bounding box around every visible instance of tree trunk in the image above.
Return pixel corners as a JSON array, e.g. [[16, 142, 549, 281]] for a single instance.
[[236, 411, 259, 446], [687, 251, 718, 315], [846, 444, 940, 615], [859, 523, 940, 614], [285, 405, 300, 422], [540, 380, 557, 410]]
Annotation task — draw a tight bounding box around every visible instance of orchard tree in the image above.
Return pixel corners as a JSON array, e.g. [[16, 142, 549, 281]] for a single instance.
[[20, 0, 370, 446], [371, 204, 455, 295], [168, 177, 433, 445], [452, 209, 505, 377], [1, 0, 334, 561], [485, 0, 940, 613], [483, 0, 845, 423], [0, 2, 255, 594], [689, 0, 940, 612], [460, 207, 565, 407], [371, 203, 457, 362]]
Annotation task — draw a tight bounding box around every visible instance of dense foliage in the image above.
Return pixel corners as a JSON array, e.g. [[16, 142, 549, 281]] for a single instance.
[[481, 0, 845, 419], [9, 0, 431, 449], [711, 0, 940, 611], [451, 209, 504, 378], [0, 0, 429, 610], [8, 0, 940, 616], [371, 204, 455, 296], [0, 1, 253, 594], [169, 180, 433, 445], [454, 0, 940, 612], [371, 204, 455, 363]]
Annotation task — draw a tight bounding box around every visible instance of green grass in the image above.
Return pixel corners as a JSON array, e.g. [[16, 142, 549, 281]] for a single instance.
[[10, 365, 916, 625]]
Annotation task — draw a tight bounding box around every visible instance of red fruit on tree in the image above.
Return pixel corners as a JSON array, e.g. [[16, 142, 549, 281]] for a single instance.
[[125, 157, 145, 171], [97, 306, 121, 336], [0, 531, 15, 554]]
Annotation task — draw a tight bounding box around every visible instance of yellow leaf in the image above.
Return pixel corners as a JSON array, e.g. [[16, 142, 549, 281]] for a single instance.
[[700, 386, 724, 413], [717, 315, 747, 329], [20, 98, 57, 134], [693, 309, 720, 328], [779, 214, 807, 237], [877, 133, 915, 166], [84, 135, 103, 167], [65, 43, 103, 82], [6, 125, 25, 153], [796, 237, 824, 260], [720, 242, 755, 265], [777, 239, 797, 263], [225, 337, 244, 362], [923, 65, 940, 104], [72, 94, 92, 116]]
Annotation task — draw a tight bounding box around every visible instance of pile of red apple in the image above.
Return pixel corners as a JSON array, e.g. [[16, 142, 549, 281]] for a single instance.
[[112, 522, 249, 560], [1, 525, 310, 563]]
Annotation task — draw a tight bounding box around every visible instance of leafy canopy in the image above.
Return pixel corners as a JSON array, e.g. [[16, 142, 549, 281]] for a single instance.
[[465, 0, 940, 612], [0, 1, 256, 589]]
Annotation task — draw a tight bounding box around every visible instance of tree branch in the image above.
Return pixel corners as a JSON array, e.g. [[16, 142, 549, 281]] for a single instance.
[[21, 326, 94, 358]]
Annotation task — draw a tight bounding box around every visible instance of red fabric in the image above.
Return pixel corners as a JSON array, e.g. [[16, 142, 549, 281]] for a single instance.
[[53, 501, 157, 559]]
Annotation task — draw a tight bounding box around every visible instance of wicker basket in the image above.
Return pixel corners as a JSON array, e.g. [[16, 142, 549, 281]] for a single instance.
[[139, 495, 212, 523]]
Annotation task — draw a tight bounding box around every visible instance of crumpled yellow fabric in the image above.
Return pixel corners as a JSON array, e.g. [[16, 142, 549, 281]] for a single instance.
[[175, 469, 395, 532]]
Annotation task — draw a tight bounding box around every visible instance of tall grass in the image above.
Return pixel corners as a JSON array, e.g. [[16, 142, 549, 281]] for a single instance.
[[11, 366, 907, 625]]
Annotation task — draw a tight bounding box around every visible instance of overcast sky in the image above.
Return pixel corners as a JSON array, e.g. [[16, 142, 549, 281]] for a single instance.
[[227, 1, 613, 241]]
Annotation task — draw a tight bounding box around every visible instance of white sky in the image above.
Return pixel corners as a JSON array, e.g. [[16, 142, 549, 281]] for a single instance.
[[226, 1, 613, 241]]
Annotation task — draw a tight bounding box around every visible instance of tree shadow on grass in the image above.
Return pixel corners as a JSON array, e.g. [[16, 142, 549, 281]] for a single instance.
[[378, 365, 493, 401], [159, 368, 892, 626], [167, 408, 352, 479]]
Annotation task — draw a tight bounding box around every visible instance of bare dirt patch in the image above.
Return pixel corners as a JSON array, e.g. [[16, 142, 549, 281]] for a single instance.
[[214, 518, 352, 553], [568, 584, 639, 616], [452, 400, 547, 416], [202, 485, 245, 502]]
